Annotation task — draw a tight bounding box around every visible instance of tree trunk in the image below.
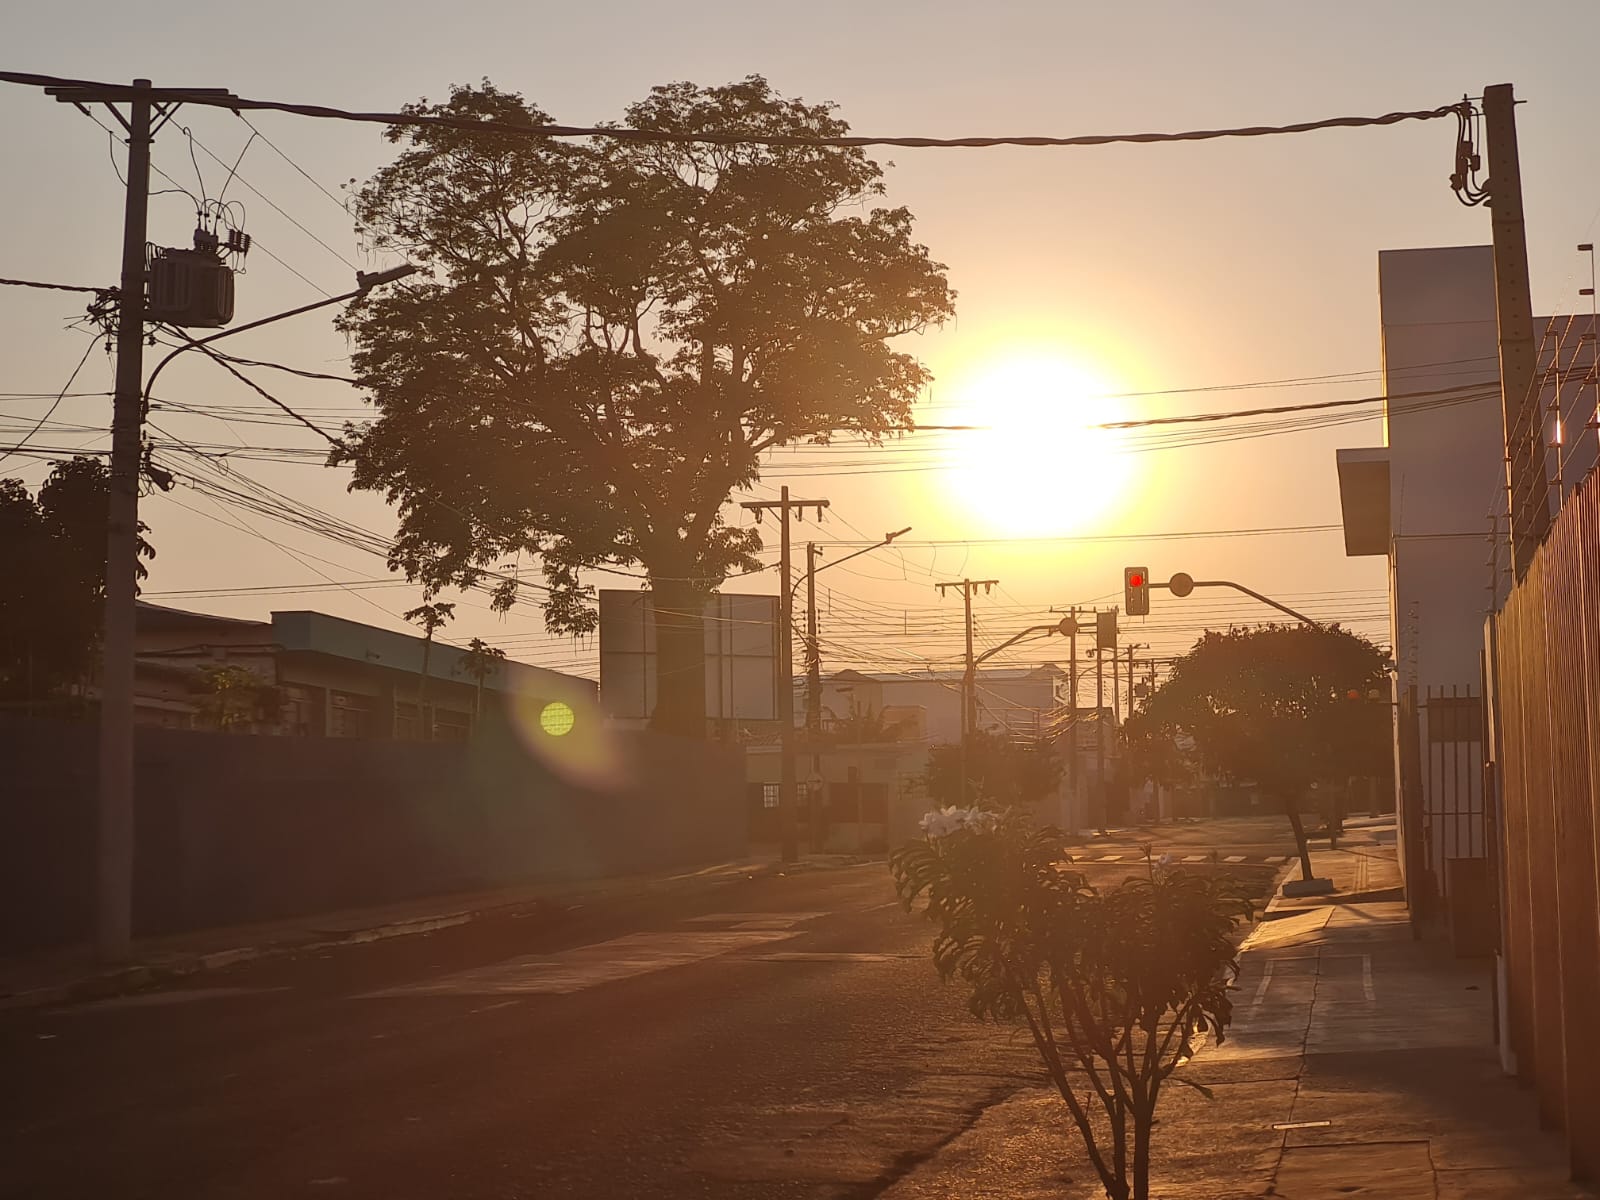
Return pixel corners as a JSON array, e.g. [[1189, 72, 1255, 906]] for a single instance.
[[650, 576, 708, 739], [418, 633, 433, 742], [1284, 794, 1315, 880], [1132, 1110, 1154, 1200]]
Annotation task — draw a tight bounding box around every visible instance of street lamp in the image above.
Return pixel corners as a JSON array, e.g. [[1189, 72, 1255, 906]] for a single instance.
[[790, 525, 911, 857], [95, 263, 415, 961]]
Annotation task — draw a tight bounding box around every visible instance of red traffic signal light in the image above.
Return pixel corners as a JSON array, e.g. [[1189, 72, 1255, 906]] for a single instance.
[[1124, 566, 1151, 617]]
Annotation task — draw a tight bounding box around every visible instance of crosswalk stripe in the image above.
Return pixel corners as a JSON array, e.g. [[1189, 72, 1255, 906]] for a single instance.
[[357, 930, 798, 998]]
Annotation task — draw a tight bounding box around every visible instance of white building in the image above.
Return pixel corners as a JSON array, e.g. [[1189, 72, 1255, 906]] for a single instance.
[[1335, 244, 1599, 929]]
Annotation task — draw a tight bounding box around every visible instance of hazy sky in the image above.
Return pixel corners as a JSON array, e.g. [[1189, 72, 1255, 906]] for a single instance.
[[4, 1, 1598, 680]]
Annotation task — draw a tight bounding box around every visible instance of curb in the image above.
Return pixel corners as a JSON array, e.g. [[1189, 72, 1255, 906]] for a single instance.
[[0, 854, 878, 1013]]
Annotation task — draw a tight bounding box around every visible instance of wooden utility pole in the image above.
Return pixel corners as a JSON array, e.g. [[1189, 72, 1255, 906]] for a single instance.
[[805, 541, 822, 850], [1484, 83, 1552, 578], [935, 578, 999, 805], [741, 489, 829, 863]]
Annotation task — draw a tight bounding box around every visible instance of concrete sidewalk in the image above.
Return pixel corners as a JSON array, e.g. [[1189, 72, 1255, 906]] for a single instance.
[[883, 822, 1591, 1199], [0, 850, 872, 1012]]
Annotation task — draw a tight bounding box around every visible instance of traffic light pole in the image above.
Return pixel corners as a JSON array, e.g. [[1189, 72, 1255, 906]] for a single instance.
[[1153, 575, 1320, 627]]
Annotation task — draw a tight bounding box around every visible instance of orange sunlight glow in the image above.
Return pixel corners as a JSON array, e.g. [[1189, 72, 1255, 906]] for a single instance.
[[937, 352, 1135, 537]]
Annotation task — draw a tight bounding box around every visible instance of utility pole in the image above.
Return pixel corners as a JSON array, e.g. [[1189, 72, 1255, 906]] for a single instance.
[[1483, 83, 1552, 578], [99, 79, 153, 962], [1094, 642, 1106, 832], [741, 488, 829, 863], [935, 578, 999, 805], [805, 541, 822, 850], [1065, 609, 1079, 829]]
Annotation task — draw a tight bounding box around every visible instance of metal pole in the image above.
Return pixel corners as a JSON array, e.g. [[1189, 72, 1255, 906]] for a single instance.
[[806, 541, 821, 851], [97, 79, 152, 962], [1483, 83, 1551, 578], [1095, 640, 1106, 833], [1067, 610, 1078, 830], [778, 486, 797, 863], [962, 580, 975, 807]]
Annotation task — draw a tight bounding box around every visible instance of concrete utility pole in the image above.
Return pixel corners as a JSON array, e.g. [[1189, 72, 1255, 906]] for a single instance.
[[1483, 83, 1552, 578], [935, 578, 999, 805], [805, 542, 822, 848], [98, 79, 153, 962], [741, 488, 829, 863]]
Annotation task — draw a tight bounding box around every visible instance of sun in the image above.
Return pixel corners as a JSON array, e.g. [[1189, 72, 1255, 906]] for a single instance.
[[937, 352, 1135, 537]]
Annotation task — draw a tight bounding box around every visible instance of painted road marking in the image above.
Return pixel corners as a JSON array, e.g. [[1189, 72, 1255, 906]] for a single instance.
[[683, 912, 829, 927], [1251, 961, 1275, 1009], [358, 930, 799, 998], [1224, 855, 1247, 863], [1181, 855, 1208, 863], [749, 952, 921, 963], [1096, 855, 1124, 862], [1362, 954, 1376, 1002], [60, 987, 289, 1014]]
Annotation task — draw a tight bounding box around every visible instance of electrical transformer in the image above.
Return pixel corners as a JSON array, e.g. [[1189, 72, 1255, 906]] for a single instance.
[[146, 244, 235, 328]]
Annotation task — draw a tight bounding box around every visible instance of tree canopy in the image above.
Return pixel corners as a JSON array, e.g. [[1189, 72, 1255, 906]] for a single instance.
[[924, 730, 1064, 809], [1125, 624, 1391, 875], [1128, 624, 1390, 796], [337, 77, 954, 735], [0, 457, 154, 710]]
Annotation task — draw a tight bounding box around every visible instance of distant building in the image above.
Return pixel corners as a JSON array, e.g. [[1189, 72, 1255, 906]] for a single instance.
[[133, 602, 595, 738]]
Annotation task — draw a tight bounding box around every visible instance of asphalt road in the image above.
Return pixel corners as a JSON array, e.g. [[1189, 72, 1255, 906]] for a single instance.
[[0, 816, 1297, 1200]]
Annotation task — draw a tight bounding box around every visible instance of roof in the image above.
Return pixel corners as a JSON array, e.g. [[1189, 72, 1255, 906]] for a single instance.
[[826, 665, 1066, 685], [136, 601, 270, 634]]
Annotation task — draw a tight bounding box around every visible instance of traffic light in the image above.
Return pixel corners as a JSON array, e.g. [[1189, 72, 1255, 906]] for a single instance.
[[1096, 608, 1118, 649], [1124, 566, 1151, 617]]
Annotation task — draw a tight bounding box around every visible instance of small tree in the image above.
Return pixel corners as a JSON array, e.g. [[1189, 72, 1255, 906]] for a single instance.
[[457, 636, 508, 722], [194, 664, 280, 731], [0, 457, 154, 710], [892, 811, 1249, 1200], [403, 600, 456, 739], [1132, 624, 1390, 880], [924, 730, 1063, 808]]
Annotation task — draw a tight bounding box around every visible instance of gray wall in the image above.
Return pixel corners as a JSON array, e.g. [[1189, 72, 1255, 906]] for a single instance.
[[0, 715, 746, 953]]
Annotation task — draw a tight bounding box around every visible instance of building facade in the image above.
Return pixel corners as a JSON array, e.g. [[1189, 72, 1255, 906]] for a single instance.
[[133, 602, 595, 738]]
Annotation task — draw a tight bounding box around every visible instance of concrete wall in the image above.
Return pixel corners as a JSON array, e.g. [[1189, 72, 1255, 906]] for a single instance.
[[0, 714, 746, 954]]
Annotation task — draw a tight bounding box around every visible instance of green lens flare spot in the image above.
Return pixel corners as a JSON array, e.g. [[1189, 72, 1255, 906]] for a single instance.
[[540, 700, 575, 737]]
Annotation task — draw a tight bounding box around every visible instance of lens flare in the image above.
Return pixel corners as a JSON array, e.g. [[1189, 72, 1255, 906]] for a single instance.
[[540, 700, 576, 737]]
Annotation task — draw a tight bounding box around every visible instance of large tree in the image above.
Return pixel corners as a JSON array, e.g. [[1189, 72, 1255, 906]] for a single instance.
[[337, 78, 954, 736], [1125, 624, 1390, 880], [0, 457, 154, 710]]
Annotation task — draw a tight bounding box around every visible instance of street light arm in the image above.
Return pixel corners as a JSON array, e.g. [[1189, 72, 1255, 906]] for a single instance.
[[141, 264, 416, 405], [973, 623, 1061, 667], [789, 526, 911, 598]]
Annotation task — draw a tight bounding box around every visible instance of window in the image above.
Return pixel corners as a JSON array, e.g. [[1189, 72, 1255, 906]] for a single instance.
[[762, 783, 781, 809]]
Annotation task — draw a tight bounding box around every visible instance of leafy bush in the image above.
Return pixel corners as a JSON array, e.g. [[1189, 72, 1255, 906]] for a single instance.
[[891, 810, 1252, 1200]]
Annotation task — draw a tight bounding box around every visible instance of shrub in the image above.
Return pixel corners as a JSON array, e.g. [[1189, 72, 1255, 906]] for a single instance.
[[891, 809, 1252, 1200]]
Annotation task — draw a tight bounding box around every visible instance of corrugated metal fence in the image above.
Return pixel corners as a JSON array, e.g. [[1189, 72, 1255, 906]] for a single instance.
[[1489, 470, 1600, 1179]]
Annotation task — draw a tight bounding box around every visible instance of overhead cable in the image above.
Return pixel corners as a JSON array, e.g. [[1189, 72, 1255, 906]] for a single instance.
[[0, 72, 1465, 151]]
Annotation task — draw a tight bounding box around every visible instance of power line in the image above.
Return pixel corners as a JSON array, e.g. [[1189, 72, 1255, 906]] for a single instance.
[[0, 276, 109, 295], [0, 335, 102, 468], [1, 72, 1466, 151]]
